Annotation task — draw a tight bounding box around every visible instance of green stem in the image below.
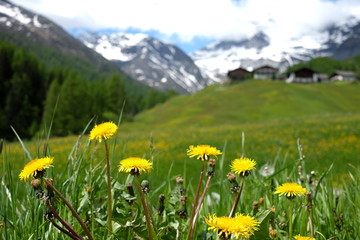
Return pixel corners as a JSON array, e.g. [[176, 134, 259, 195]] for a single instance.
[[134, 175, 154, 240], [228, 176, 245, 217], [191, 175, 213, 232], [44, 179, 94, 240], [289, 198, 293, 240], [104, 140, 113, 235], [187, 162, 205, 240]]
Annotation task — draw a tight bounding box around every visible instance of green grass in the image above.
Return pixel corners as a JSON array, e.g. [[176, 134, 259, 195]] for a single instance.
[[133, 80, 360, 127], [1, 80, 360, 239]]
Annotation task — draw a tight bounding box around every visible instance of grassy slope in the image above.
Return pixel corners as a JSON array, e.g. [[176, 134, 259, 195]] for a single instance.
[[133, 80, 360, 127], [5, 80, 360, 186]]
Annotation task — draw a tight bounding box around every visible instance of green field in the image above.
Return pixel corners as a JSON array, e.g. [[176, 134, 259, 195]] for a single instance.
[[2, 80, 360, 239]]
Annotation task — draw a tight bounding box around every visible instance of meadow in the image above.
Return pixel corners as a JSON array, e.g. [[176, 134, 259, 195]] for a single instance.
[[1, 80, 360, 239]]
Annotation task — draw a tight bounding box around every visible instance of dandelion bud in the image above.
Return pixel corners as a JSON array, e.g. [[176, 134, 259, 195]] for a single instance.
[[269, 206, 276, 213], [141, 180, 150, 194], [259, 197, 264, 205], [227, 172, 236, 182], [31, 179, 44, 199], [227, 172, 240, 193], [208, 158, 216, 166], [176, 176, 186, 195], [31, 179, 41, 188], [207, 159, 216, 176], [269, 230, 277, 238], [176, 176, 184, 184], [44, 178, 54, 188]]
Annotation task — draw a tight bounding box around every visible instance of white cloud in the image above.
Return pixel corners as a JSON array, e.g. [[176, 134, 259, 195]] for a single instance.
[[12, 0, 360, 44]]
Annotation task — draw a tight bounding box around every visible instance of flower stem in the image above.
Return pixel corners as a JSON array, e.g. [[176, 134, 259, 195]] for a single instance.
[[104, 140, 113, 235], [49, 202, 83, 240], [134, 175, 154, 240], [289, 198, 294, 240], [44, 178, 94, 240], [187, 162, 205, 240], [47, 215, 82, 240], [229, 176, 245, 217], [191, 174, 213, 233]]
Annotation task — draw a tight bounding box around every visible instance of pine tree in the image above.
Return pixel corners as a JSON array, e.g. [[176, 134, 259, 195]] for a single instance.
[[56, 73, 90, 135], [103, 73, 127, 121]]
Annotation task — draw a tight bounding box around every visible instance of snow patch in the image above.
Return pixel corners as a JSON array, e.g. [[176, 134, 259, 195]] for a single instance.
[[0, 4, 31, 25], [33, 15, 42, 28]]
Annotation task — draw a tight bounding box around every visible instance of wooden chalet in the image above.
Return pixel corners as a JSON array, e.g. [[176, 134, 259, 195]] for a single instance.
[[286, 67, 319, 83], [227, 67, 251, 82], [253, 65, 278, 80], [330, 70, 357, 82]]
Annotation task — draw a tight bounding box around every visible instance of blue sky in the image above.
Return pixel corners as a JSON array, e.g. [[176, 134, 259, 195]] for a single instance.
[[12, 0, 360, 53]]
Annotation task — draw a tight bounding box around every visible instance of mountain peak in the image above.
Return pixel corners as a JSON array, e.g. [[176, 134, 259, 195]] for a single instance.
[[191, 20, 360, 83], [79, 32, 212, 94]]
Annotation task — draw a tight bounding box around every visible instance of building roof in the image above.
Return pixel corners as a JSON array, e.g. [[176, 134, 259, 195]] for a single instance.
[[253, 65, 278, 72], [331, 70, 355, 77]]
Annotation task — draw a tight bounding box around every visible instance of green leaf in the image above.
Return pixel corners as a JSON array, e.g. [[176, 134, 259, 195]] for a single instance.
[[250, 210, 272, 240]]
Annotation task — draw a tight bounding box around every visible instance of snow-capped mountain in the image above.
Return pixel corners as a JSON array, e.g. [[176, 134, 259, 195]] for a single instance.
[[78, 32, 211, 94], [191, 17, 360, 82], [0, 0, 118, 75]]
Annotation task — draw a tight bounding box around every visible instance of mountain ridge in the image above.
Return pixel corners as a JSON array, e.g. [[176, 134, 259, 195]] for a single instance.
[[0, 0, 123, 79], [191, 17, 360, 82], [78, 32, 212, 94]]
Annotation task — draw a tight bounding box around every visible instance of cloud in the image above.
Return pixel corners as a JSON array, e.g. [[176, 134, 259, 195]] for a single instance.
[[12, 0, 360, 44]]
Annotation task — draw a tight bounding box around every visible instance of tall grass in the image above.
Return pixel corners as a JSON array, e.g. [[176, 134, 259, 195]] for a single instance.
[[1, 119, 359, 239]]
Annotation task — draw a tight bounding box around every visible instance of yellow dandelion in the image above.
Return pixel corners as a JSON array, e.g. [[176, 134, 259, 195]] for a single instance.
[[205, 213, 260, 239], [89, 122, 118, 142], [19, 157, 54, 181], [294, 235, 316, 240], [187, 145, 222, 161], [274, 182, 307, 199], [230, 157, 256, 176], [119, 157, 153, 175]]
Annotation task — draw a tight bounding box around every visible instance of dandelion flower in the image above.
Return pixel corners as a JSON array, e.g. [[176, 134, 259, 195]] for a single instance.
[[294, 235, 316, 240], [19, 157, 54, 181], [274, 182, 307, 199], [205, 213, 259, 239], [230, 157, 256, 176], [89, 122, 118, 142], [187, 145, 222, 161], [119, 157, 153, 175]]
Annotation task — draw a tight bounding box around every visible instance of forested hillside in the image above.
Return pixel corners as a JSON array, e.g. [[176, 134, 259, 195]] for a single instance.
[[0, 41, 175, 140]]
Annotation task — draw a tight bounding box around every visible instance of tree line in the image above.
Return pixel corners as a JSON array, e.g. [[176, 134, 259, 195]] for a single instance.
[[0, 41, 176, 140]]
